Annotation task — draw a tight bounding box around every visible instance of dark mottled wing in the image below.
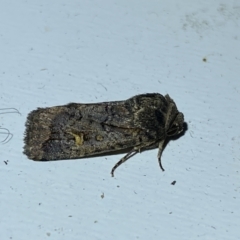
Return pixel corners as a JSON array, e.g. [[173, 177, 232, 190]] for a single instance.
[[24, 94, 168, 160]]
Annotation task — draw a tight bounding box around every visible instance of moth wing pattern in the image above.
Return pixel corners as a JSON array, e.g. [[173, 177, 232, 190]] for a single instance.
[[24, 94, 167, 161]]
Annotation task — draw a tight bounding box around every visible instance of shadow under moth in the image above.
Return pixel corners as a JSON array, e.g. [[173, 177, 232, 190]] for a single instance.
[[24, 93, 184, 177]]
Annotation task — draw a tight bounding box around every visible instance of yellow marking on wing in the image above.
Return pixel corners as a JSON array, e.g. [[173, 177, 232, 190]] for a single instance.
[[95, 135, 104, 141], [69, 132, 84, 146]]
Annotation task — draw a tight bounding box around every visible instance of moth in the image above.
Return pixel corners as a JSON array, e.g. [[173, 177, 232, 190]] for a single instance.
[[24, 93, 184, 176]]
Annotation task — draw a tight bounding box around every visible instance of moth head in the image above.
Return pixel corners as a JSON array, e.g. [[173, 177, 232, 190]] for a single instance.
[[167, 112, 184, 137], [164, 95, 184, 137]]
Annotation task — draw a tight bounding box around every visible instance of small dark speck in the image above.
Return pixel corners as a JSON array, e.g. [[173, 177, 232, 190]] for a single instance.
[[171, 180, 176, 185], [202, 57, 207, 62], [4, 160, 9, 165]]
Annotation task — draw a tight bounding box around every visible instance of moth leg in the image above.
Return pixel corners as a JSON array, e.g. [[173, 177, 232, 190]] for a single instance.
[[111, 148, 138, 177], [111, 141, 158, 177], [157, 139, 165, 171]]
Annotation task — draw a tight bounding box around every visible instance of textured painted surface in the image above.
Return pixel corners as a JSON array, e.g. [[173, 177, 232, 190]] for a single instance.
[[1, 1, 239, 239]]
